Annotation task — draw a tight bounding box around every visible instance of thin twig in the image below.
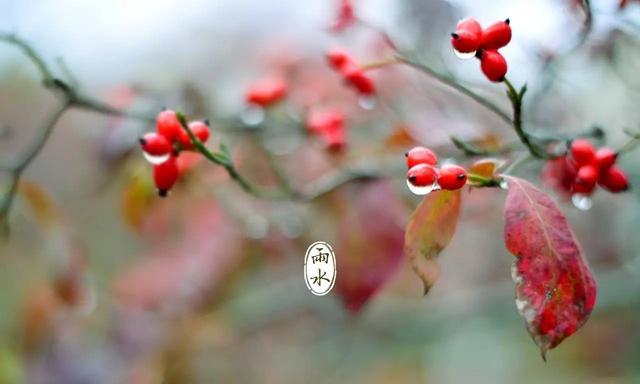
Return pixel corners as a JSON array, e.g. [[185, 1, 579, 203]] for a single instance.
[[395, 54, 513, 126]]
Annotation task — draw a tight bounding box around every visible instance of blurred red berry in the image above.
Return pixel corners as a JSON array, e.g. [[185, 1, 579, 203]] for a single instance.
[[178, 120, 211, 150], [306, 108, 347, 151], [156, 109, 182, 142], [326, 49, 354, 70], [245, 76, 288, 107], [139, 132, 172, 156], [594, 147, 617, 170], [343, 66, 375, 95], [541, 156, 577, 197], [480, 19, 512, 50], [438, 164, 468, 190], [480, 50, 507, 82], [405, 146, 437, 169], [153, 155, 179, 197], [569, 139, 596, 166], [331, 0, 356, 32], [599, 166, 630, 193], [575, 165, 598, 191], [407, 164, 438, 187]]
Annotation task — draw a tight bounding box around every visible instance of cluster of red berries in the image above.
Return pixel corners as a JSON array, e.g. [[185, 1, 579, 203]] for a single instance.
[[405, 147, 468, 191], [451, 18, 512, 82], [568, 139, 629, 194], [305, 108, 347, 151], [543, 139, 630, 197], [139, 109, 211, 196], [245, 76, 288, 108], [326, 49, 375, 97]]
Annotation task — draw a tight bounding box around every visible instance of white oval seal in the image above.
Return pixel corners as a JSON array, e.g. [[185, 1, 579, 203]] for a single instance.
[[304, 241, 336, 296]]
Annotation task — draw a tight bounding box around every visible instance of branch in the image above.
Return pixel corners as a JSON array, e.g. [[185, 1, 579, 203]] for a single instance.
[[0, 97, 72, 233], [0, 33, 157, 230], [503, 78, 553, 159], [395, 54, 513, 126]]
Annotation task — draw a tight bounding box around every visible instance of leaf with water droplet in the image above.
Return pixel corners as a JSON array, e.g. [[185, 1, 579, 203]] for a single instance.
[[503, 176, 597, 360], [405, 189, 462, 295]]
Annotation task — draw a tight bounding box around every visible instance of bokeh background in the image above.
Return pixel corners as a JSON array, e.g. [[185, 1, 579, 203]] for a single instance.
[[1, 0, 640, 383]]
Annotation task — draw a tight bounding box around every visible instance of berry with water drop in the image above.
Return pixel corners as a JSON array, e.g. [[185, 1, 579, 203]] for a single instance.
[[437, 164, 468, 190], [139, 132, 172, 156], [407, 164, 438, 187], [451, 18, 483, 54], [574, 165, 598, 193], [153, 155, 179, 197]]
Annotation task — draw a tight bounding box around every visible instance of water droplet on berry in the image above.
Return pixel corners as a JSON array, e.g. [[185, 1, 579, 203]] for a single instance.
[[499, 179, 509, 190], [406, 179, 440, 196], [358, 95, 377, 110], [241, 104, 265, 126], [454, 49, 476, 60], [142, 152, 170, 165], [571, 193, 593, 211]]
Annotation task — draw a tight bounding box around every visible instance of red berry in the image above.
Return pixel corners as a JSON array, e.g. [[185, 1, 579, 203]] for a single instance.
[[139, 132, 172, 156], [178, 120, 211, 149], [407, 164, 438, 187], [569, 139, 596, 166], [575, 165, 598, 190], [480, 19, 512, 50], [451, 18, 482, 53], [324, 129, 347, 152], [156, 109, 182, 142], [438, 164, 468, 190], [480, 50, 507, 82], [451, 31, 481, 54], [326, 49, 354, 70], [599, 166, 630, 193], [343, 66, 375, 95], [306, 108, 345, 134], [245, 77, 288, 107], [153, 155, 179, 197], [595, 147, 617, 170], [405, 146, 438, 169], [331, 0, 355, 32], [457, 17, 483, 36]]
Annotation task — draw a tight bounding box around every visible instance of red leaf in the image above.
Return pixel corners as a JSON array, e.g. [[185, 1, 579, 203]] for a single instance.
[[404, 190, 462, 294], [503, 176, 597, 359], [334, 180, 405, 313]]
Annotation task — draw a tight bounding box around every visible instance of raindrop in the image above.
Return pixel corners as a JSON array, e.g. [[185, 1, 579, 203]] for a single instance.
[[142, 152, 170, 165], [406, 179, 441, 196], [454, 49, 476, 60], [358, 95, 377, 110], [241, 105, 265, 126], [571, 193, 593, 211], [499, 179, 509, 190]]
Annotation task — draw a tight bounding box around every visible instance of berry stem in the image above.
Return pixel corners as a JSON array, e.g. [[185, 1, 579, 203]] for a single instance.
[[360, 57, 399, 71], [503, 77, 553, 159], [467, 172, 501, 187]]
